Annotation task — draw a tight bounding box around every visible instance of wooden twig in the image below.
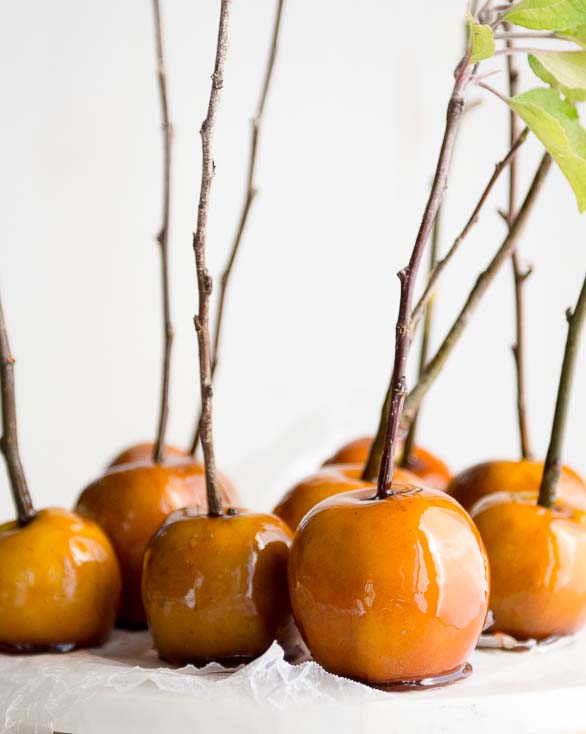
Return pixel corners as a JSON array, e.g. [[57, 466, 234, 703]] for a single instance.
[[0, 294, 36, 525], [192, 0, 233, 517], [190, 0, 285, 456], [410, 126, 528, 332], [401, 154, 552, 429], [374, 58, 473, 497], [401, 3, 478, 466], [152, 0, 175, 464], [364, 126, 528, 481], [538, 277, 586, 508]]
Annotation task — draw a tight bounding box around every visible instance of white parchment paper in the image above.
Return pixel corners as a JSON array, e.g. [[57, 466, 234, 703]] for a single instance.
[[0, 631, 384, 733], [2, 628, 586, 734]]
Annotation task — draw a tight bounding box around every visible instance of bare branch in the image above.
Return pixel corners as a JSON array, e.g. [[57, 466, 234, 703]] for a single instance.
[[192, 0, 233, 517], [538, 274, 586, 507], [402, 154, 552, 428], [152, 0, 175, 465], [506, 39, 534, 460], [190, 0, 286, 456], [410, 126, 528, 332], [372, 59, 473, 495], [0, 294, 36, 525]]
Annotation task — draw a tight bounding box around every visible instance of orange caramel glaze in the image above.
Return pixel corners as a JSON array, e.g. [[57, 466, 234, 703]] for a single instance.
[[0, 507, 121, 651], [288, 485, 490, 684], [471, 492, 586, 640], [143, 507, 292, 664]]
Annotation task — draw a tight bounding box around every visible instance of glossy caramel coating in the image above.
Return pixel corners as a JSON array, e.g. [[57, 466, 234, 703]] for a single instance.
[[0, 507, 121, 651], [273, 463, 418, 531], [323, 436, 452, 491], [108, 442, 188, 468], [472, 493, 586, 640], [289, 486, 489, 684], [75, 458, 238, 625], [448, 460, 586, 512], [143, 508, 292, 664]]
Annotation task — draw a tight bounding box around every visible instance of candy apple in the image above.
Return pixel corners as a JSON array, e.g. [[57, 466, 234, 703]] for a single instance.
[[143, 507, 292, 664], [0, 508, 121, 651], [288, 485, 490, 684], [75, 457, 237, 626], [0, 297, 121, 651], [472, 492, 586, 639]]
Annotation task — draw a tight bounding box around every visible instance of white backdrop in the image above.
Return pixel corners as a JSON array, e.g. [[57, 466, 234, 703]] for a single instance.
[[1, 0, 585, 514]]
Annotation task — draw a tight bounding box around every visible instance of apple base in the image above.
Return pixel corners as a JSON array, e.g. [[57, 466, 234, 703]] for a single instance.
[[362, 662, 473, 692]]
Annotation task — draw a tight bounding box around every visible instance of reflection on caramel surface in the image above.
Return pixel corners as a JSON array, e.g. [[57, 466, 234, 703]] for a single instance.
[[75, 459, 239, 626], [0, 507, 121, 650], [472, 492, 586, 640], [289, 486, 489, 685], [142, 508, 292, 664]]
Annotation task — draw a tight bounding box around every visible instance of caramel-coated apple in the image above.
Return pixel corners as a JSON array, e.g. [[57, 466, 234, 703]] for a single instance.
[[0, 294, 122, 653], [273, 463, 419, 531], [323, 436, 451, 491], [142, 507, 292, 664], [288, 485, 490, 685], [447, 460, 586, 512], [108, 442, 188, 468], [0, 507, 121, 652], [75, 458, 238, 626], [471, 492, 586, 640], [322, 436, 373, 466]]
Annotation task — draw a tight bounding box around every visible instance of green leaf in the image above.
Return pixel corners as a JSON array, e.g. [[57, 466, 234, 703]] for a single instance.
[[508, 87, 586, 211], [529, 52, 586, 100], [467, 10, 495, 63], [505, 0, 586, 31], [558, 24, 586, 45]]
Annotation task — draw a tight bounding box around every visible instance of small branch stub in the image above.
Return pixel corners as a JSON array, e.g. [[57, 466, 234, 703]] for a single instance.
[[538, 278, 586, 509], [191, 0, 233, 517], [401, 205, 442, 469], [376, 270, 410, 498], [0, 295, 36, 525]]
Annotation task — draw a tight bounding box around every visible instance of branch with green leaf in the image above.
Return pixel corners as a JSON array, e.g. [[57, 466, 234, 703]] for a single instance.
[[364, 0, 586, 483], [472, 1, 586, 213]]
